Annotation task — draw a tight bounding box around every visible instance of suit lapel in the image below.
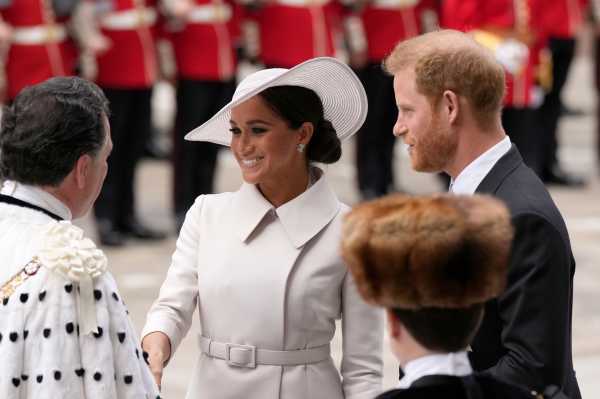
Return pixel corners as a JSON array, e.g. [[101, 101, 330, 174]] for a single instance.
[[475, 145, 523, 195]]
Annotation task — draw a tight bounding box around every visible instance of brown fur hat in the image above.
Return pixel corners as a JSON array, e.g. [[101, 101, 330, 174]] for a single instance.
[[341, 194, 513, 309]]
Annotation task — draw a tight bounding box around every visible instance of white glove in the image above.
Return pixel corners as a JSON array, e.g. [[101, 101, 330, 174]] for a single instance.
[[495, 39, 529, 75]]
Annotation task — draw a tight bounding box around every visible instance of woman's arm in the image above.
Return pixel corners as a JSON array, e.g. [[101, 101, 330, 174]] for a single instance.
[[340, 271, 384, 399], [141, 196, 205, 386]]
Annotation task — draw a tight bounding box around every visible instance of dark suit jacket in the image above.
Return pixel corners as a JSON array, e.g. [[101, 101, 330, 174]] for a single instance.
[[471, 145, 580, 398], [378, 374, 536, 399]]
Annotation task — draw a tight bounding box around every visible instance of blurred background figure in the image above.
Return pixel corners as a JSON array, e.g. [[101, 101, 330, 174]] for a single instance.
[[345, 0, 438, 200], [161, 0, 240, 230], [536, 0, 587, 187], [441, 0, 547, 178], [246, 0, 342, 68], [594, 0, 600, 170], [90, 0, 167, 246], [0, 0, 79, 103]]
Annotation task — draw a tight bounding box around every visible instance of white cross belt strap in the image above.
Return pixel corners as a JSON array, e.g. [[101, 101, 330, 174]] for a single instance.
[[276, 0, 330, 7], [12, 24, 67, 45], [188, 3, 232, 23], [370, 0, 419, 9], [101, 8, 157, 30], [199, 335, 330, 368]]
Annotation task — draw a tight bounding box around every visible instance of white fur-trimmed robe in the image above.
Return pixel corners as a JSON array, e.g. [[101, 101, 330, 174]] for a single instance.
[[0, 201, 160, 399]]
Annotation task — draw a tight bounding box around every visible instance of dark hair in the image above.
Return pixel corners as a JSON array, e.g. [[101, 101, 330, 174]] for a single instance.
[[392, 304, 484, 352], [259, 86, 341, 164], [0, 77, 109, 186]]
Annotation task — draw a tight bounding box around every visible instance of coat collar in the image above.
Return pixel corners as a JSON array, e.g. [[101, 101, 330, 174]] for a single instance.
[[231, 167, 341, 249], [475, 144, 522, 195], [399, 351, 472, 389], [0, 180, 72, 220], [450, 136, 511, 195]]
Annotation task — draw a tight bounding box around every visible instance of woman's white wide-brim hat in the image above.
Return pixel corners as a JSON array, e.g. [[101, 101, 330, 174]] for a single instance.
[[184, 57, 368, 146]]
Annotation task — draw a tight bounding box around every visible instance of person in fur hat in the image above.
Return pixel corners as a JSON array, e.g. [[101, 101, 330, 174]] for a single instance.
[[341, 194, 548, 398]]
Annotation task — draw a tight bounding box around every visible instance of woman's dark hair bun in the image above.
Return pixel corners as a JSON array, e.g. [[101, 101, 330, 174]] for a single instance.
[[259, 86, 343, 164], [307, 119, 341, 164]]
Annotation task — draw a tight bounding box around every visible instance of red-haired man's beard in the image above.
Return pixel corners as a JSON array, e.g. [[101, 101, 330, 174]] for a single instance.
[[408, 112, 457, 174]]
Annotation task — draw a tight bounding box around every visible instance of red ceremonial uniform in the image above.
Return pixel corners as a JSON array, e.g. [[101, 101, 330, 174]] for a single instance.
[[95, 0, 158, 88], [441, 0, 514, 33], [360, 0, 421, 62], [164, 0, 240, 223], [0, 0, 77, 100], [351, 1, 427, 199], [441, 0, 537, 108], [543, 0, 587, 38], [167, 0, 240, 80], [252, 0, 342, 68]]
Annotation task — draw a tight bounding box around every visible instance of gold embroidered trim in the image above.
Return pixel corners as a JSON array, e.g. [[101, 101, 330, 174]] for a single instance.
[[0, 257, 42, 301]]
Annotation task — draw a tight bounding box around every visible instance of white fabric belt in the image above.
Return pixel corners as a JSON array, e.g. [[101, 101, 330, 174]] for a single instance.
[[370, 0, 418, 9], [101, 8, 157, 30], [276, 0, 330, 7], [199, 336, 330, 368], [188, 4, 232, 23], [11, 25, 67, 45]]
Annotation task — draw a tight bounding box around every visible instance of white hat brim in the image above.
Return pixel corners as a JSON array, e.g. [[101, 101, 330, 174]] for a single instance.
[[184, 57, 368, 146]]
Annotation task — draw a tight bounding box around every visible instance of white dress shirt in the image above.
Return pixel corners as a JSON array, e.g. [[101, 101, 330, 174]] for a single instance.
[[449, 136, 511, 194], [1, 180, 72, 220], [398, 351, 473, 389]]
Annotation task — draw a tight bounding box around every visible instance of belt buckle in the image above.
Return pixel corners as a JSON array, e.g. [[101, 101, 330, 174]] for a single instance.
[[224, 343, 256, 368]]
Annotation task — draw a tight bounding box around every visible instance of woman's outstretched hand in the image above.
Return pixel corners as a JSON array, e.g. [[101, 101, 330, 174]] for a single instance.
[[142, 331, 172, 391]]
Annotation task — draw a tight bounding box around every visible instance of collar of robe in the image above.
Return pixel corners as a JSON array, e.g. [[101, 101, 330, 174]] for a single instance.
[[0, 194, 64, 221]]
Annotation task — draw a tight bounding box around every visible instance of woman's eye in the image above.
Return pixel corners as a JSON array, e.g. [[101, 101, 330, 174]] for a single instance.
[[251, 127, 267, 134], [229, 127, 241, 135]]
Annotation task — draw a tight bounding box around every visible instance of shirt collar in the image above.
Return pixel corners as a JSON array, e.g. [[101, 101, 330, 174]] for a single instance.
[[0, 180, 73, 220], [450, 136, 511, 194], [231, 167, 341, 248], [398, 351, 473, 389]]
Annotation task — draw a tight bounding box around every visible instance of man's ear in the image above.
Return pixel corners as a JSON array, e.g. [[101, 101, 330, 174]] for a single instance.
[[441, 90, 460, 125], [74, 154, 92, 189]]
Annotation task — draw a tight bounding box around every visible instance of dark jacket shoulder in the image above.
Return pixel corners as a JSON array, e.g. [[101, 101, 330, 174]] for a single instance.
[[476, 145, 571, 247], [376, 374, 535, 399]]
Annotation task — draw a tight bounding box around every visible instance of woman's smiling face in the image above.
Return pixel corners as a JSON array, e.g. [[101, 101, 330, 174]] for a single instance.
[[229, 95, 306, 187]]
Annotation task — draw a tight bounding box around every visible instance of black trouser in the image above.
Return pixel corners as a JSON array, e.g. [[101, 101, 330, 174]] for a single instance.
[[502, 107, 543, 176], [94, 87, 152, 226], [172, 78, 234, 218], [354, 63, 398, 198], [537, 37, 576, 174]]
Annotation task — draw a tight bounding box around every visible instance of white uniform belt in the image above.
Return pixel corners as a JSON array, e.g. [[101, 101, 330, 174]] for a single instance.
[[276, 0, 330, 7], [199, 336, 330, 368], [11, 24, 67, 45], [101, 8, 157, 30], [370, 0, 418, 9], [188, 4, 232, 23]]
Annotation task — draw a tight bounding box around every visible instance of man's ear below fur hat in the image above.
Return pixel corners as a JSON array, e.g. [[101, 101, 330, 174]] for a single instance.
[[341, 194, 513, 309]]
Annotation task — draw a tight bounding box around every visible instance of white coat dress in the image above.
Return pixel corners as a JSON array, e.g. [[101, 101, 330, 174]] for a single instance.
[[142, 168, 384, 399]]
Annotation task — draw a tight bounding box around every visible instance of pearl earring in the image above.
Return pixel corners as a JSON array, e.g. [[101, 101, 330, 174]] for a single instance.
[[297, 143, 306, 153]]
